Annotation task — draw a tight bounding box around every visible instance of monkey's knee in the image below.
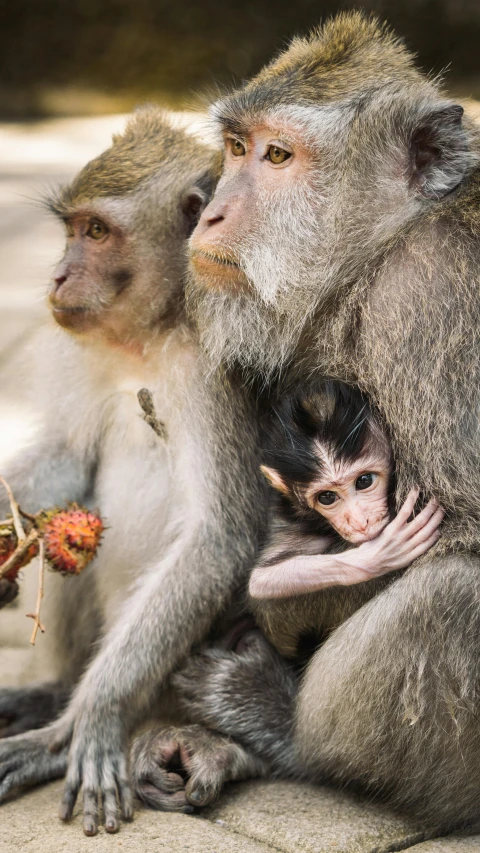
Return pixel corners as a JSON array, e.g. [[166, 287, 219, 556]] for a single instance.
[[294, 555, 480, 826]]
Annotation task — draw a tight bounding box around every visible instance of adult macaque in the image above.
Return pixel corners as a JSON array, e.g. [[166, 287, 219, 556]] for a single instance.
[[137, 14, 480, 828], [251, 382, 443, 599], [0, 110, 272, 834]]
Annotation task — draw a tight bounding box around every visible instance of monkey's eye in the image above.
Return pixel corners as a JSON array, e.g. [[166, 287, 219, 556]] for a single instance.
[[356, 473, 376, 491], [318, 491, 338, 506], [265, 146, 291, 165], [87, 219, 109, 240], [229, 139, 246, 157]]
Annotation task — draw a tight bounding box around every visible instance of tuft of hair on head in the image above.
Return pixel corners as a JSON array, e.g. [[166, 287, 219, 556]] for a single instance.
[[213, 11, 420, 129], [263, 381, 390, 492], [45, 105, 221, 218]]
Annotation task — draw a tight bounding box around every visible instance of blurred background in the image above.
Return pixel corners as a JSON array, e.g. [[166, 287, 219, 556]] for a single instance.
[[0, 0, 479, 668], [1, 0, 480, 117]]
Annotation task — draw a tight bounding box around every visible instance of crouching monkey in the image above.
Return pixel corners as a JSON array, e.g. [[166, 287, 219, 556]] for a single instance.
[[135, 14, 480, 832], [0, 109, 268, 833]]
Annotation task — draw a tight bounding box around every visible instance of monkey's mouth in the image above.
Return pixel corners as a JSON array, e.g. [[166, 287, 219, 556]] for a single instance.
[[190, 249, 240, 269], [189, 250, 250, 293], [51, 305, 98, 331]]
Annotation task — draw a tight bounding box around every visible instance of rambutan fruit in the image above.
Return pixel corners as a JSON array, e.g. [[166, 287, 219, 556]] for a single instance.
[[36, 505, 104, 575]]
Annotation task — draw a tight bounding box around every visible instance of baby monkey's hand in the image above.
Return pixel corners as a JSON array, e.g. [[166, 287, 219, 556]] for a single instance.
[[348, 489, 444, 582]]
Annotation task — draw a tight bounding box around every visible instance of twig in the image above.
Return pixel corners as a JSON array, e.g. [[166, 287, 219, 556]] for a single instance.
[[0, 475, 26, 541], [0, 528, 39, 579], [27, 538, 46, 645]]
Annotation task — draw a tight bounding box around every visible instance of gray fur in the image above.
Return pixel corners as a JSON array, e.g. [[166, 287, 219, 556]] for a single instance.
[[148, 13, 480, 830]]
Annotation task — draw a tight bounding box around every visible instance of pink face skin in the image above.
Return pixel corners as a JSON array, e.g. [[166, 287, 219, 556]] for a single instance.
[[50, 210, 131, 338], [305, 450, 392, 544], [190, 125, 310, 292]]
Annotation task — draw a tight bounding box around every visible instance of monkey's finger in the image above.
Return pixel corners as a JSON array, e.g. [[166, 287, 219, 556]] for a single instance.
[[115, 757, 134, 822], [408, 508, 444, 547], [405, 530, 441, 564], [101, 766, 120, 833], [59, 772, 81, 822], [186, 775, 221, 807], [136, 781, 193, 812], [82, 787, 100, 836], [392, 488, 420, 528], [405, 502, 444, 539]]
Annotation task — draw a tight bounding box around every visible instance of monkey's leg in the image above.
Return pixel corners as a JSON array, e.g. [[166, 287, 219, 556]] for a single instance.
[[131, 724, 267, 812], [0, 684, 70, 738], [0, 726, 68, 801], [295, 554, 480, 829], [174, 630, 299, 776]]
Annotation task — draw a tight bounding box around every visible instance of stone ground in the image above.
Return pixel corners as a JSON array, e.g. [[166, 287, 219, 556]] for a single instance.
[[1, 114, 480, 852]]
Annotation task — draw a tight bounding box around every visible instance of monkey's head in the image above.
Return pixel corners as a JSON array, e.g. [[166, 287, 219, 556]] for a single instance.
[[261, 383, 393, 544], [46, 108, 221, 348], [188, 12, 478, 375]]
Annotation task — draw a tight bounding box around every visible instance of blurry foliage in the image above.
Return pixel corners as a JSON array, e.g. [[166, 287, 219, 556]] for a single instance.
[[0, 0, 480, 116]]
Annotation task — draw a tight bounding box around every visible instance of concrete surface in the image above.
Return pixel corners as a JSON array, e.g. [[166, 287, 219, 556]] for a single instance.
[[1, 115, 480, 852]]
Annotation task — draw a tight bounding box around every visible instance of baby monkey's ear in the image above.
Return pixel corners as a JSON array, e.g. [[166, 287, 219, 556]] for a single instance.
[[260, 465, 291, 496]]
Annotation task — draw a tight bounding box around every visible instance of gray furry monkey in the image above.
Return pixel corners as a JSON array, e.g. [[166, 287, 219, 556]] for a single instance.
[[0, 110, 268, 833], [251, 381, 443, 600], [133, 14, 480, 830]]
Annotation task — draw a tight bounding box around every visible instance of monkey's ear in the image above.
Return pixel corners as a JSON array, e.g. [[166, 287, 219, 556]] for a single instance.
[[409, 104, 469, 200], [260, 465, 291, 496], [181, 187, 208, 233]]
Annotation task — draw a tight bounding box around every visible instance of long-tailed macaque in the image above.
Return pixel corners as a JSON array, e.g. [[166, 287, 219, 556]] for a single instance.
[[251, 381, 443, 600], [132, 14, 480, 829], [0, 110, 271, 834]]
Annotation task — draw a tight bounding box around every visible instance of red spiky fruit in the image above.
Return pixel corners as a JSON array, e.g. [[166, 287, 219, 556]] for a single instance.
[[37, 505, 103, 574], [0, 527, 39, 581]]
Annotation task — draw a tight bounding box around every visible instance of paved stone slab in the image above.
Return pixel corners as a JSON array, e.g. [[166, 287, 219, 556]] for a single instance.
[[204, 779, 434, 853], [408, 839, 480, 852], [0, 780, 273, 853]]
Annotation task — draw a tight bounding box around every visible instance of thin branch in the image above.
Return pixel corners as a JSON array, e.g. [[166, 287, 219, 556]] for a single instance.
[[27, 538, 46, 645], [0, 528, 39, 579], [0, 476, 26, 541]]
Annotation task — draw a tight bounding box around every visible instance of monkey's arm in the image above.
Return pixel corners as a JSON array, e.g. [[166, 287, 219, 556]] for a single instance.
[[41, 368, 266, 835], [250, 491, 444, 599]]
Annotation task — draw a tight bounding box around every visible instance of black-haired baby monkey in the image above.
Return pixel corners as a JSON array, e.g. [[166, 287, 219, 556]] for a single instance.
[[251, 382, 443, 599]]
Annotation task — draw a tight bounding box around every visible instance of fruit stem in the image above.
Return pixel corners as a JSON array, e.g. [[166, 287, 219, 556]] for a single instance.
[[0, 476, 26, 541], [27, 538, 46, 645]]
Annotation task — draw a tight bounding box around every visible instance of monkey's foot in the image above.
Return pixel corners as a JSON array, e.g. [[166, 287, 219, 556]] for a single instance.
[[0, 683, 70, 738], [0, 727, 68, 802], [0, 578, 19, 609], [131, 724, 266, 812], [173, 633, 298, 775]]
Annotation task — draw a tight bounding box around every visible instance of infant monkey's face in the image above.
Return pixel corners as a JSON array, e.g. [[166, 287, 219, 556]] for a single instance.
[[305, 449, 391, 544]]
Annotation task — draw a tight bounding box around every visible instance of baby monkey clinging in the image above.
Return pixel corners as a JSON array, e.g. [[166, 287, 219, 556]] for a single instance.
[[251, 382, 444, 599]]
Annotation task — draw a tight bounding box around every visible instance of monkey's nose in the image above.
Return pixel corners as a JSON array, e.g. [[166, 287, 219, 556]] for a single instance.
[[53, 274, 67, 291]]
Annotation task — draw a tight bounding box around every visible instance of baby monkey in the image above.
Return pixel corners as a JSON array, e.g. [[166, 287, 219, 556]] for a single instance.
[[251, 382, 444, 599]]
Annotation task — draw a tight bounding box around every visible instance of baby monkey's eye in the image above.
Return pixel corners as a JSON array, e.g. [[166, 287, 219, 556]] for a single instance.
[[87, 219, 109, 240], [318, 491, 338, 506], [356, 473, 376, 491], [229, 139, 246, 157], [266, 146, 291, 165]]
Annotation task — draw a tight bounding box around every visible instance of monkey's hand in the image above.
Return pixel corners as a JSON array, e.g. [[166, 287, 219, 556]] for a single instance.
[[0, 726, 67, 802], [131, 724, 265, 812], [345, 490, 444, 582], [173, 631, 298, 774], [0, 578, 19, 609], [55, 708, 133, 836]]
